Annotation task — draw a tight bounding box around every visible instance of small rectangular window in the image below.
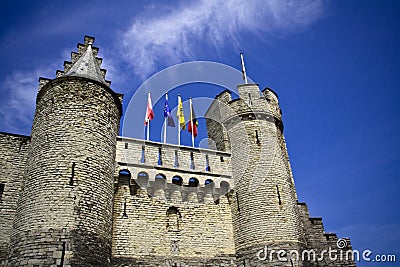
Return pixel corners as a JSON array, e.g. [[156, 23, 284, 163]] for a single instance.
[[0, 183, 5, 202], [124, 143, 128, 149]]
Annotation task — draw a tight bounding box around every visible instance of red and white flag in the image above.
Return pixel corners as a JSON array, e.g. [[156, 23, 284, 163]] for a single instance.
[[144, 92, 154, 125]]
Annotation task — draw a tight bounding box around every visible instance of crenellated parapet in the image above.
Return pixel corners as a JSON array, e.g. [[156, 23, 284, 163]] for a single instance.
[[115, 137, 233, 204], [205, 85, 284, 153], [297, 202, 356, 266]]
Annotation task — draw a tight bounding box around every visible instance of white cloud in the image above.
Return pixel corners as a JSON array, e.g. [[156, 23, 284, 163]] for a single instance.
[[0, 68, 54, 135], [121, 0, 325, 79]]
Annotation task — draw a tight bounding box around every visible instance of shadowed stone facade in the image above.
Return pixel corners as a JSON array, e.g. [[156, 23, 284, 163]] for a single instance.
[[0, 36, 355, 266]]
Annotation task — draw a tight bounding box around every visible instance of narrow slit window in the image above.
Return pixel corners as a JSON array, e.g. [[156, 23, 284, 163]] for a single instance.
[[255, 130, 260, 145], [220, 156, 224, 162], [70, 163, 76, 186], [190, 152, 195, 170], [174, 150, 179, 167], [276, 185, 282, 205], [236, 192, 241, 212], [124, 142, 128, 149], [60, 241, 66, 267], [0, 183, 5, 202], [248, 93, 253, 106], [140, 145, 145, 163], [158, 147, 163, 166], [122, 201, 128, 218], [205, 155, 211, 172]]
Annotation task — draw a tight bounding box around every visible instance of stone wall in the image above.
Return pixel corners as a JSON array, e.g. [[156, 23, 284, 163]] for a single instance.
[[297, 202, 356, 266], [206, 85, 307, 266], [111, 175, 236, 266], [112, 138, 236, 266], [0, 133, 30, 266], [6, 76, 121, 267]]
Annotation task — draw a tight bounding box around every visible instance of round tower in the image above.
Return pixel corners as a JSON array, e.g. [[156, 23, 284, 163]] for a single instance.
[[7, 36, 122, 266], [207, 84, 305, 266]]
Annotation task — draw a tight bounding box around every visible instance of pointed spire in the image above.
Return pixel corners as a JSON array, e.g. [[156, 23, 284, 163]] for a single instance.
[[65, 40, 106, 84]]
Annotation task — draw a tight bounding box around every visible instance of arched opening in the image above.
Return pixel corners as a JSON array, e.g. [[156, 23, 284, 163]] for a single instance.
[[155, 173, 166, 188], [172, 176, 183, 186], [205, 179, 213, 185], [119, 169, 131, 177], [188, 177, 199, 187], [167, 206, 181, 231], [220, 181, 230, 194], [118, 169, 131, 186], [155, 173, 166, 179], [136, 171, 149, 188]]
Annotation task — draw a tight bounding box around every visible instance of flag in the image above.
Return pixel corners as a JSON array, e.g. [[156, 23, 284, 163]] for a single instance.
[[164, 93, 175, 127], [144, 92, 154, 125], [188, 99, 198, 138], [177, 95, 186, 130]]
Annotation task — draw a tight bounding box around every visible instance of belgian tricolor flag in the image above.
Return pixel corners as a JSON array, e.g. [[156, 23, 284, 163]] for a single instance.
[[188, 98, 198, 138]]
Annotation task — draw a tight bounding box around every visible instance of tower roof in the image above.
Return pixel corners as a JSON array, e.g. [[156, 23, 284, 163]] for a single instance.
[[65, 41, 106, 84]]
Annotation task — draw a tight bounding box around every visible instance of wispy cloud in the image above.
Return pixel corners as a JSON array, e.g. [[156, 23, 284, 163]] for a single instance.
[[0, 67, 54, 135], [0, 44, 123, 135], [121, 0, 325, 79]]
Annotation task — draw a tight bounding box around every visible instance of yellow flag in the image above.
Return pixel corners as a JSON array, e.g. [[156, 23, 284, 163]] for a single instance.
[[177, 95, 186, 130]]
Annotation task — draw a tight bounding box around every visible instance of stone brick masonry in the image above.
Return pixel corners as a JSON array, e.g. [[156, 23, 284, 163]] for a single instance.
[[0, 36, 355, 266]]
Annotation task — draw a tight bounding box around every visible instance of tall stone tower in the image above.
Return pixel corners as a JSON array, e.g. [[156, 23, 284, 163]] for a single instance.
[[7, 36, 122, 266], [206, 84, 305, 266]]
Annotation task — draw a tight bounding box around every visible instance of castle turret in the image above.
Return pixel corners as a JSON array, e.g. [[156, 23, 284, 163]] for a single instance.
[[7, 36, 122, 266], [206, 83, 305, 266]]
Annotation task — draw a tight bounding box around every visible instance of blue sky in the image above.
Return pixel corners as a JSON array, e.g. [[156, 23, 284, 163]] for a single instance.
[[0, 0, 399, 265]]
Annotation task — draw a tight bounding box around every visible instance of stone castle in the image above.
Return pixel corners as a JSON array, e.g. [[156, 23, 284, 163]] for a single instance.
[[0, 36, 355, 266]]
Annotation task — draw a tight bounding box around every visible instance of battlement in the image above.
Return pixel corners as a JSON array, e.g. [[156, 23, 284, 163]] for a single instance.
[[207, 84, 283, 128], [205, 84, 284, 151], [115, 137, 233, 204]]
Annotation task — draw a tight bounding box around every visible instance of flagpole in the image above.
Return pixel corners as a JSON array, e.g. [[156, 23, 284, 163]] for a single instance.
[[147, 120, 149, 141], [190, 97, 195, 148], [163, 118, 166, 144], [177, 95, 181, 146], [163, 93, 167, 144], [240, 52, 248, 84], [147, 91, 150, 141]]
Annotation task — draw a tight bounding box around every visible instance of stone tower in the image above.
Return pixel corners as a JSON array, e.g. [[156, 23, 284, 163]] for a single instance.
[[7, 36, 122, 266], [206, 84, 305, 266]]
